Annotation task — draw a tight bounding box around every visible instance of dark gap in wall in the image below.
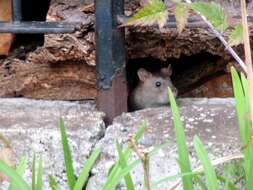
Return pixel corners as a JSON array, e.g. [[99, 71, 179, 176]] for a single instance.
[[11, 0, 51, 59], [127, 52, 229, 103]]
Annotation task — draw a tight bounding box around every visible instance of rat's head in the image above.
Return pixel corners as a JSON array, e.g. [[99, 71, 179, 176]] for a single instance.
[[136, 65, 177, 108]]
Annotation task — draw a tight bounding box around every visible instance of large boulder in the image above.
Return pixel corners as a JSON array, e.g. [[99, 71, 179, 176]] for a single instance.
[[87, 98, 241, 190], [0, 98, 105, 189]]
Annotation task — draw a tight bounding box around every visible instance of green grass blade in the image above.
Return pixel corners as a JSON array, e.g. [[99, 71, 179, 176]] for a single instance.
[[194, 175, 208, 190], [231, 67, 247, 143], [116, 142, 135, 190], [49, 175, 60, 190], [152, 171, 199, 188], [102, 159, 141, 190], [216, 175, 239, 190], [32, 154, 36, 190], [9, 155, 29, 190], [0, 160, 31, 190], [193, 136, 219, 190], [36, 156, 43, 190], [244, 147, 253, 190], [133, 121, 148, 142], [102, 140, 170, 190], [168, 87, 194, 190], [73, 148, 101, 190], [231, 67, 253, 190], [16, 155, 28, 175], [59, 118, 76, 190], [106, 122, 148, 182]]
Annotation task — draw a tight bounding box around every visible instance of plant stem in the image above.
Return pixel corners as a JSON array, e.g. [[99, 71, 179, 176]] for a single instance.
[[241, 0, 253, 129], [130, 137, 152, 190], [185, 0, 247, 72], [143, 151, 151, 190], [201, 18, 247, 72]]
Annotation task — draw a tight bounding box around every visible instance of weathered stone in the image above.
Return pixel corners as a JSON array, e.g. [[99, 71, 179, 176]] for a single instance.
[[0, 98, 105, 189], [87, 98, 241, 190]]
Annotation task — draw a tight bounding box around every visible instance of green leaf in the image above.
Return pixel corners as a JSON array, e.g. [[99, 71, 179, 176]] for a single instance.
[[228, 25, 243, 47], [152, 171, 199, 188], [175, 3, 189, 33], [59, 118, 76, 190], [102, 159, 140, 190], [134, 121, 148, 142], [216, 175, 239, 190], [49, 175, 60, 190], [32, 154, 36, 190], [9, 156, 28, 190], [231, 67, 253, 190], [36, 156, 43, 190], [171, 0, 181, 3], [116, 142, 135, 190], [102, 139, 170, 190], [73, 148, 101, 190], [125, 0, 168, 29], [231, 67, 247, 143], [106, 122, 148, 184], [193, 136, 219, 190], [191, 2, 228, 32], [0, 160, 31, 190], [168, 87, 194, 190], [194, 175, 209, 190]]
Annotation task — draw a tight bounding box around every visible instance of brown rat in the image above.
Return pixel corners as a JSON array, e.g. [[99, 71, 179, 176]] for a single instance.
[[129, 65, 178, 110]]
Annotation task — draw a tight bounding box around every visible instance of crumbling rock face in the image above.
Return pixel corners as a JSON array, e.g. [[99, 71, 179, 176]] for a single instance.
[[0, 0, 250, 99], [86, 98, 241, 190], [0, 58, 97, 99]]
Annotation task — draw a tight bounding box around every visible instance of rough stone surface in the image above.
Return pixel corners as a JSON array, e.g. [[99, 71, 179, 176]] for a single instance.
[[87, 98, 241, 190], [0, 98, 105, 190], [0, 98, 243, 190]]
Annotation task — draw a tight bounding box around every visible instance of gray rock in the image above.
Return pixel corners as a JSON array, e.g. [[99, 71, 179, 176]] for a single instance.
[[87, 98, 241, 190], [0, 98, 105, 190]]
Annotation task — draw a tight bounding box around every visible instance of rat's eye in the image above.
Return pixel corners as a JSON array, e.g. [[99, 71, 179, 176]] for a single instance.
[[155, 81, 162, 87]]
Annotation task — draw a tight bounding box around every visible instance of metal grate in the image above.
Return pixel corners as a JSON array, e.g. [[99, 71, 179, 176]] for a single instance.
[[0, 0, 75, 33]]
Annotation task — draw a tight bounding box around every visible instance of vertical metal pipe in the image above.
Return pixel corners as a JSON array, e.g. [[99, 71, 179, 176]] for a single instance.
[[95, 0, 128, 123], [12, 0, 22, 22]]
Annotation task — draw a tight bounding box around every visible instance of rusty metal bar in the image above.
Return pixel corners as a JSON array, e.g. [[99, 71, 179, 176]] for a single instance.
[[12, 0, 22, 22], [0, 0, 75, 34], [95, 0, 128, 124], [0, 21, 76, 33]]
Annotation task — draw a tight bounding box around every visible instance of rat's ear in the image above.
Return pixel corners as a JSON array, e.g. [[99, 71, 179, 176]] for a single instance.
[[161, 65, 172, 77], [137, 68, 152, 82]]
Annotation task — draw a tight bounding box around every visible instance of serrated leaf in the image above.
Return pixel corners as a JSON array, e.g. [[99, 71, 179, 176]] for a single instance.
[[124, 0, 168, 29], [171, 0, 181, 3], [175, 3, 189, 34], [228, 24, 243, 47], [191, 2, 228, 32]]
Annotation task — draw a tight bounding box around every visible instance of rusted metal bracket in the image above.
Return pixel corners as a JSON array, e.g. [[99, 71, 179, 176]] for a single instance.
[[0, 0, 75, 34], [95, 0, 128, 124]]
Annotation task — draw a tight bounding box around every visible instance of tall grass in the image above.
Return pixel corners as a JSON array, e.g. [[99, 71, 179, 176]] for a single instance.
[[231, 67, 253, 190]]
